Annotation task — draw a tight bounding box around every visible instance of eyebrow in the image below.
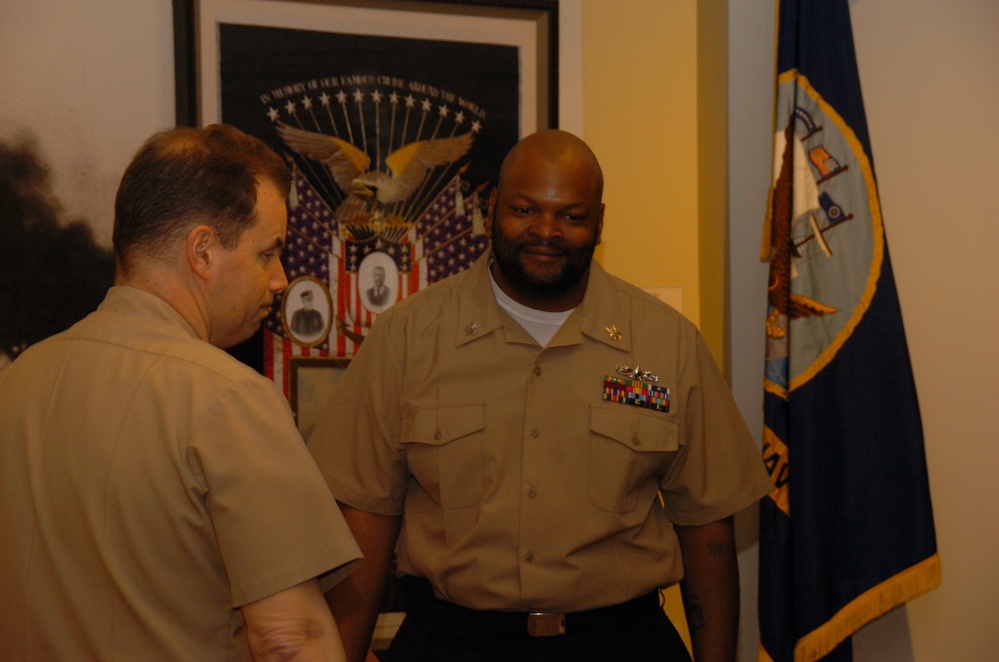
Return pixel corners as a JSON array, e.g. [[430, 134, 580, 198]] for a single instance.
[[507, 193, 591, 210]]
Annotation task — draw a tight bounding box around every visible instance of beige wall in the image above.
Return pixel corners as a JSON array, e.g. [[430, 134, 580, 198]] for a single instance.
[[849, 2, 998, 659], [581, 1, 726, 359], [3, 0, 997, 659]]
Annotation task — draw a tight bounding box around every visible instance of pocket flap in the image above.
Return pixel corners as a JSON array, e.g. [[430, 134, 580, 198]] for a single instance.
[[590, 405, 679, 452], [402, 404, 486, 446]]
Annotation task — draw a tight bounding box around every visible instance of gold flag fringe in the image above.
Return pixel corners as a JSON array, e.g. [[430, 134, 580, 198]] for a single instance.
[[758, 553, 941, 662]]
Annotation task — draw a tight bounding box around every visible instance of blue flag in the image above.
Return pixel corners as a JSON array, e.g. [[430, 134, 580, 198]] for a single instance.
[[758, 1, 941, 660]]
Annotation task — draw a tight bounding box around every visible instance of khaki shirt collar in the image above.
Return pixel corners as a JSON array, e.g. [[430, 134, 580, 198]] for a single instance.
[[99, 286, 201, 341], [454, 254, 632, 354]]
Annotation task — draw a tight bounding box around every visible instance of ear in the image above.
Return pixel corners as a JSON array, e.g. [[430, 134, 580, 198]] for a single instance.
[[595, 203, 605, 245], [485, 188, 498, 233], [186, 225, 218, 281]]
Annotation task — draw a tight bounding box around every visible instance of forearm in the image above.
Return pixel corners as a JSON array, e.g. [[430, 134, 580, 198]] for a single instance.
[[323, 565, 388, 662], [675, 516, 739, 661], [324, 504, 402, 662], [242, 578, 346, 662]]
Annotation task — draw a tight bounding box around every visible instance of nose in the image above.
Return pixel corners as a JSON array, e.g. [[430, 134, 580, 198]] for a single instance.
[[270, 261, 289, 294], [529, 211, 562, 241]]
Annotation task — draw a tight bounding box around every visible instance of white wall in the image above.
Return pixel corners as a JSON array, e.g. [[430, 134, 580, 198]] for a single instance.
[[729, 0, 999, 660], [727, 3, 773, 658], [0, 0, 175, 247]]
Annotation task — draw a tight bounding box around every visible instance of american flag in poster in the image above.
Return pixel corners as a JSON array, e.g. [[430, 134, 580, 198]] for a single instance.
[[215, 24, 521, 397], [261, 98, 491, 395]]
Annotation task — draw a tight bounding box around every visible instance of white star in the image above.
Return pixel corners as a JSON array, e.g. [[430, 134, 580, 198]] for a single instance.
[[319, 92, 331, 106], [301, 95, 313, 110], [285, 100, 296, 114], [267, 107, 280, 121], [353, 89, 365, 103]]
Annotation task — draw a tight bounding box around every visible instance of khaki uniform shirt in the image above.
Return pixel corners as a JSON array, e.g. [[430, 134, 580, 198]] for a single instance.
[[310, 256, 771, 612], [0, 287, 361, 660]]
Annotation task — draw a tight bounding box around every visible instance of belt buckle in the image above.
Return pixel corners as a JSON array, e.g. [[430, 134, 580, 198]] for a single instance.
[[527, 611, 566, 636]]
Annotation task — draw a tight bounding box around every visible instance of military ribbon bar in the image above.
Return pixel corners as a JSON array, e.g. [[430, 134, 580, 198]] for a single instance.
[[602, 375, 670, 413]]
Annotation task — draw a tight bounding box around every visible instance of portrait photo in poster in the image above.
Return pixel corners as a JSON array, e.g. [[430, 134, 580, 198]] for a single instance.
[[175, 0, 557, 390], [282, 275, 333, 348]]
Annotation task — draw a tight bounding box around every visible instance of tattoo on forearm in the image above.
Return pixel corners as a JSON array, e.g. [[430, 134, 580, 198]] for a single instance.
[[684, 595, 707, 633]]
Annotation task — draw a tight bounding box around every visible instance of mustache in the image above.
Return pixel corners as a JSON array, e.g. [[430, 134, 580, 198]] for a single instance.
[[517, 239, 566, 251]]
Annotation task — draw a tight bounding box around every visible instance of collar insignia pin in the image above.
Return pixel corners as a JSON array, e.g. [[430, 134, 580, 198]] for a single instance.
[[464, 319, 482, 336], [604, 324, 622, 341]]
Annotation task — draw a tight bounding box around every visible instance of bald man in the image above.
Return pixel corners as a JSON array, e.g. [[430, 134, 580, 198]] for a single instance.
[[310, 130, 771, 662]]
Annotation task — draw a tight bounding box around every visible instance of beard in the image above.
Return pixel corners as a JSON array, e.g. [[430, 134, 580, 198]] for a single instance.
[[489, 227, 597, 303]]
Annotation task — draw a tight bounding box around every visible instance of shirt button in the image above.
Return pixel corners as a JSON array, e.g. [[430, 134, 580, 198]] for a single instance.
[[533, 366, 542, 376], [525, 552, 534, 563], [531, 428, 540, 438], [528, 487, 537, 498], [434, 429, 442, 440], [632, 433, 641, 447]]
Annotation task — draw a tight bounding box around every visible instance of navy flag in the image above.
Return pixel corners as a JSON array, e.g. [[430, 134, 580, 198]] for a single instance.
[[758, 1, 940, 660]]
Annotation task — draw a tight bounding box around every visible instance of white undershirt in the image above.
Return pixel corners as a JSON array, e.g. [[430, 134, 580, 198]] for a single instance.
[[488, 269, 574, 347]]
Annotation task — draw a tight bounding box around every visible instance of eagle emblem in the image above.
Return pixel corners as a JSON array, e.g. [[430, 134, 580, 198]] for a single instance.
[[276, 122, 474, 225]]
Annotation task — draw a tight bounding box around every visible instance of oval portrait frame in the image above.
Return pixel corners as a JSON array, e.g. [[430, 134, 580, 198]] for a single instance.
[[282, 275, 333, 348], [358, 251, 400, 315]]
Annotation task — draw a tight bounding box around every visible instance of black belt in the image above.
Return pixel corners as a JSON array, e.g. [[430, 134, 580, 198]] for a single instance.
[[399, 576, 662, 638]]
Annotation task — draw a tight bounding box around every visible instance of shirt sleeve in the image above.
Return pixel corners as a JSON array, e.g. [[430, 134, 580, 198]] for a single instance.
[[189, 375, 361, 607], [307, 313, 411, 517], [659, 331, 774, 526]]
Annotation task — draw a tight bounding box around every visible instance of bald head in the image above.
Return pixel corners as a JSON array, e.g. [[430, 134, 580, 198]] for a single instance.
[[487, 130, 605, 311], [498, 130, 604, 201]]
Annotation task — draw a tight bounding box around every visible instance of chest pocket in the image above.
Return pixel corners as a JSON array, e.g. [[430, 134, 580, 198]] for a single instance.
[[589, 405, 679, 513], [401, 404, 486, 510]]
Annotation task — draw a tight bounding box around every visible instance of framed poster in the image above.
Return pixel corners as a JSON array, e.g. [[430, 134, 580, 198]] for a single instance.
[[173, 0, 558, 392]]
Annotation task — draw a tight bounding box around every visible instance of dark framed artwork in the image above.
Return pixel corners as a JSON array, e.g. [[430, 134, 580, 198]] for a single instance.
[[172, 0, 559, 391]]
